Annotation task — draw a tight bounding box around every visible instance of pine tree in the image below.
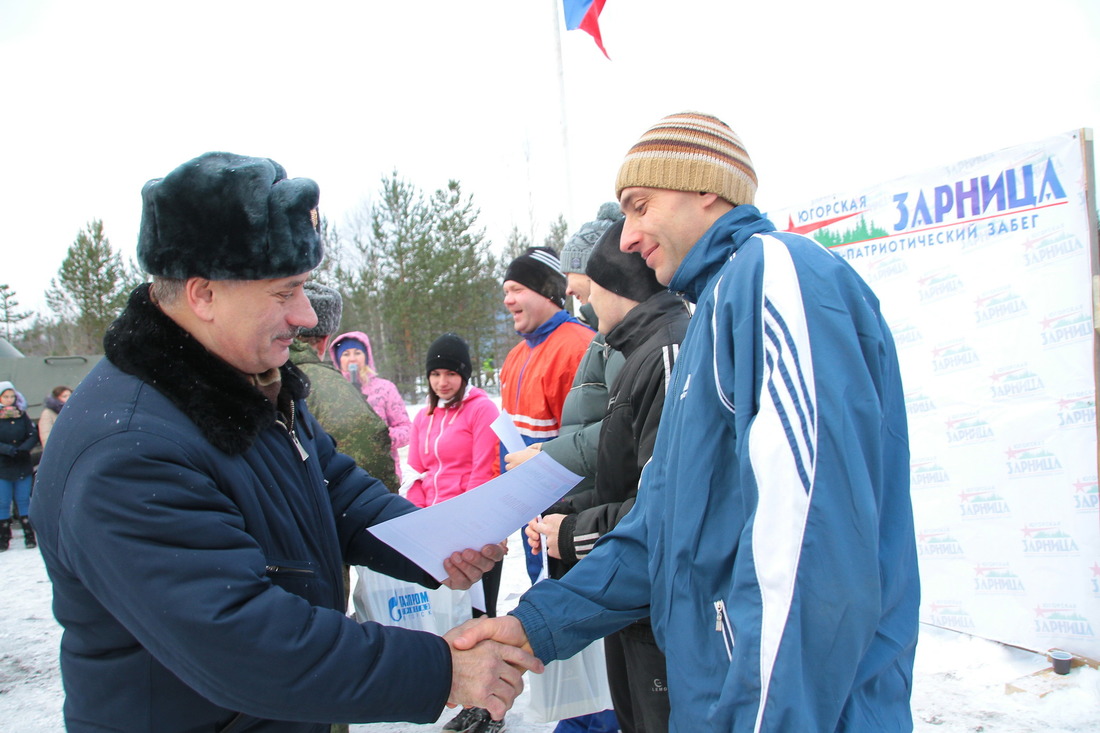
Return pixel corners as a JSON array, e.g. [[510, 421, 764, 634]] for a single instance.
[[0, 283, 33, 342], [428, 180, 505, 389], [327, 173, 527, 398], [46, 220, 138, 353], [543, 214, 569, 253], [329, 172, 437, 399], [500, 226, 532, 279], [11, 313, 70, 356]]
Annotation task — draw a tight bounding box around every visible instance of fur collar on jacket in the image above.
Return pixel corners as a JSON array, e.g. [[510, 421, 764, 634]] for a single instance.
[[103, 284, 310, 455]]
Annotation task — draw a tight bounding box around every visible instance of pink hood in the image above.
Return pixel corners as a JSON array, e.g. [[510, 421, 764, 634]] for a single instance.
[[329, 330, 377, 380], [327, 329, 412, 477]]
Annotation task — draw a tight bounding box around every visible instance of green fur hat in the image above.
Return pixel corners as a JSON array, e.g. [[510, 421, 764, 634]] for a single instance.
[[138, 152, 323, 281]]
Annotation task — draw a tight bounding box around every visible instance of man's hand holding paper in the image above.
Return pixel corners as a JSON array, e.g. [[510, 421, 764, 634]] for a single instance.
[[441, 543, 508, 590], [367, 452, 582, 582]]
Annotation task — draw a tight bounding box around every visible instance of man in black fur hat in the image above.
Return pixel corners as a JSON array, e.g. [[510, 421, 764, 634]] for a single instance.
[[30, 152, 540, 733]]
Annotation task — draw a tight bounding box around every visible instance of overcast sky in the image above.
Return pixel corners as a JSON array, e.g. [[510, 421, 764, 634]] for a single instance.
[[2, 0, 1098, 314]]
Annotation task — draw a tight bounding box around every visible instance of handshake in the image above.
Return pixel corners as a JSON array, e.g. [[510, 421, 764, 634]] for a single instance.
[[444, 615, 542, 721], [435, 543, 543, 721]]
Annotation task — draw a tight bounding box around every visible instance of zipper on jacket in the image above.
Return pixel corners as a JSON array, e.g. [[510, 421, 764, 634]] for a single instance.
[[715, 599, 735, 661], [421, 410, 436, 457], [430, 404, 462, 505], [274, 400, 343, 607], [276, 402, 309, 461], [265, 564, 316, 577], [422, 409, 438, 504]]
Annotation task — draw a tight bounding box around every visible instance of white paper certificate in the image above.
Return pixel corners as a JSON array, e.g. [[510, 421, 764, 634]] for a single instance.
[[367, 452, 582, 581], [491, 411, 527, 454]]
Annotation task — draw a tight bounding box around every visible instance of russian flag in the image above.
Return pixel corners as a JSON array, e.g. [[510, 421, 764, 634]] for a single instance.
[[562, 0, 609, 58]]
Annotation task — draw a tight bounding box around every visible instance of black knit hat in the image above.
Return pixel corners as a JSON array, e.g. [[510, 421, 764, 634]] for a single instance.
[[138, 152, 323, 281], [299, 282, 342, 337], [585, 220, 665, 303], [426, 333, 472, 383], [503, 246, 567, 308]]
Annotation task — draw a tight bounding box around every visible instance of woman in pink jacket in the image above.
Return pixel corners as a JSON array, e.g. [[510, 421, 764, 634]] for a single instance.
[[329, 330, 413, 481], [407, 333, 500, 509], [409, 333, 504, 733]]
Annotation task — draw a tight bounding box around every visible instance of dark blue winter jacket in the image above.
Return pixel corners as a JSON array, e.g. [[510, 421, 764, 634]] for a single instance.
[[32, 285, 451, 732]]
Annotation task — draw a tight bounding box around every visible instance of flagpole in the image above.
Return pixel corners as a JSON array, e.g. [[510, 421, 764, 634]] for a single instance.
[[551, 0, 574, 230]]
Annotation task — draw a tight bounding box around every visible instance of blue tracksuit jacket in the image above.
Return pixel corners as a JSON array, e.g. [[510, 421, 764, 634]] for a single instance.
[[511, 205, 920, 732]]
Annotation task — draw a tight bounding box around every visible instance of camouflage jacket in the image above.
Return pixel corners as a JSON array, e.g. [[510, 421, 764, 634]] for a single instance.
[[289, 341, 399, 492]]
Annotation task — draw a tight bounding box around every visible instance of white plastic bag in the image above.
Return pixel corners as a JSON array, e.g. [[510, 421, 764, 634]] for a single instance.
[[526, 640, 614, 723], [352, 566, 472, 635]]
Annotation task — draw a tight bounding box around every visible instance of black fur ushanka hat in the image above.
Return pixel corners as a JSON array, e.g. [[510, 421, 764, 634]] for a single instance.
[[137, 152, 323, 281]]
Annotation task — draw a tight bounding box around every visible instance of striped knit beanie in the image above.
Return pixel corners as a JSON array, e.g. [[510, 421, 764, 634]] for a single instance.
[[615, 111, 758, 207], [503, 246, 567, 308]]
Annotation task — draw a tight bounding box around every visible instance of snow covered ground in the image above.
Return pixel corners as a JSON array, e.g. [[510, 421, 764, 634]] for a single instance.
[[4, 403, 1099, 731], [3, 531, 1099, 732]]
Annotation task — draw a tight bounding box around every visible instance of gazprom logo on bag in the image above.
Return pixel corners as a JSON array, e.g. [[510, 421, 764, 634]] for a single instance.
[[388, 591, 433, 622]]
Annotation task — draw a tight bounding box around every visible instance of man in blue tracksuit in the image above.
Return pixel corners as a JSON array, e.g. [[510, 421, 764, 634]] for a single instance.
[[454, 112, 920, 731]]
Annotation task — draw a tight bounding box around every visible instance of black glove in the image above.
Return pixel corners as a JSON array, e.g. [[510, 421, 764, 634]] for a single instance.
[[0, 444, 16, 457]]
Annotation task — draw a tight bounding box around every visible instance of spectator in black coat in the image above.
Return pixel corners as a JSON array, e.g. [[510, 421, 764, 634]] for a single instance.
[[0, 380, 38, 550]]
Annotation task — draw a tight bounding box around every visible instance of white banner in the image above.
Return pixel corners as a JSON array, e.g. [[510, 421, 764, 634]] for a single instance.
[[769, 130, 1099, 660]]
